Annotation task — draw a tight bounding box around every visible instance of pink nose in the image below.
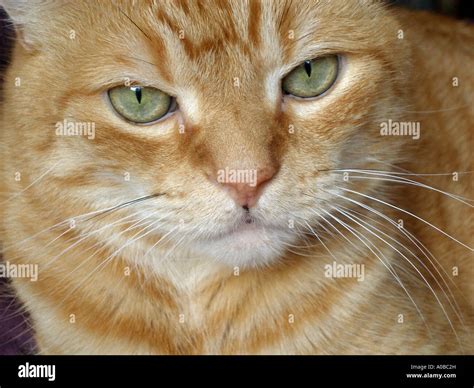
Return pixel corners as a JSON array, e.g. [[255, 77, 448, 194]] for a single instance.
[[216, 167, 276, 208]]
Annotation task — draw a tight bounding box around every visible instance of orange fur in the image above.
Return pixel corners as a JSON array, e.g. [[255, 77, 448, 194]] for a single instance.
[[0, 0, 472, 354]]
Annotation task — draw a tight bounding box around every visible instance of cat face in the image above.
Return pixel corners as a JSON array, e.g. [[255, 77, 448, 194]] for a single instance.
[[3, 0, 410, 268]]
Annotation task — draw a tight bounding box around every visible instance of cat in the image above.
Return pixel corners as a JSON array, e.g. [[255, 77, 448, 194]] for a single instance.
[[0, 0, 472, 354]]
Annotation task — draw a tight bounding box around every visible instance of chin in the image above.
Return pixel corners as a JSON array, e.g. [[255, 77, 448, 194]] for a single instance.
[[192, 224, 295, 268]]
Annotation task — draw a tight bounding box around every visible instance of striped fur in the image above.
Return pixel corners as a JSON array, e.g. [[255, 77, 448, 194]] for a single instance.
[[1, 1, 472, 354]]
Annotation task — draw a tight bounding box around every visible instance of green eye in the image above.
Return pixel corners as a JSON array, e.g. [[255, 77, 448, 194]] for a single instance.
[[108, 86, 175, 124], [282, 55, 339, 98]]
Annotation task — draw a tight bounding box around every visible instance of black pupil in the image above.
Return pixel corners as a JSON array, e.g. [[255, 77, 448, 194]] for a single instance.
[[304, 61, 312, 77], [133, 87, 142, 104]]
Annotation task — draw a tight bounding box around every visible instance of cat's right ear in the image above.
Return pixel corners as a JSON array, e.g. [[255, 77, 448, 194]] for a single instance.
[[1, 0, 44, 50]]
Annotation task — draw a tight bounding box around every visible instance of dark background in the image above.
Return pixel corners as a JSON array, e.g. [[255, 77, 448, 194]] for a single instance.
[[396, 0, 474, 18]]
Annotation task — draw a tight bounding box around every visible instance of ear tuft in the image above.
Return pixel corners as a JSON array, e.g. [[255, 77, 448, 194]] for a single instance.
[[1, 0, 30, 24], [0, 0, 45, 49]]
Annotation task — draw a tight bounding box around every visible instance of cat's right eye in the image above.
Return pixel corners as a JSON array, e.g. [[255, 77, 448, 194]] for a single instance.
[[108, 86, 176, 124], [282, 55, 339, 98]]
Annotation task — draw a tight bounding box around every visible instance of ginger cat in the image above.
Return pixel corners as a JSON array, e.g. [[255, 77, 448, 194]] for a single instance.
[[0, 0, 472, 354]]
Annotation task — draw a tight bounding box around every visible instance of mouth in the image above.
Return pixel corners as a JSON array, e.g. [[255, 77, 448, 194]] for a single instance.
[[210, 211, 285, 241], [190, 212, 294, 267], [216, 222, 275, 241]]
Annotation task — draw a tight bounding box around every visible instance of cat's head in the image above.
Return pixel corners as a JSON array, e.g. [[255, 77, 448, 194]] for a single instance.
[[2, 0, 411, 268]]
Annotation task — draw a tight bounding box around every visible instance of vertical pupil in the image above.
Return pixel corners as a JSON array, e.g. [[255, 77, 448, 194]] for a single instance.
[[132, 87, 142, 104], [304, 60, 312, 77]]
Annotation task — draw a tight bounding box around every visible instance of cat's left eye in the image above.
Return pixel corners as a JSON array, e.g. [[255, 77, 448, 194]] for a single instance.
[[282, 55, 339, 98], [108, 86, 176, 124]]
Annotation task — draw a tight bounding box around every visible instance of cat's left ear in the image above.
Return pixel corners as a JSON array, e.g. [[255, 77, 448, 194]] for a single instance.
[[1, 0, 45, 50]]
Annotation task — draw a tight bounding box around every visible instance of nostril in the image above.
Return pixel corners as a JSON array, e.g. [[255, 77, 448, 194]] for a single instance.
[[242, 205, 250, 212]]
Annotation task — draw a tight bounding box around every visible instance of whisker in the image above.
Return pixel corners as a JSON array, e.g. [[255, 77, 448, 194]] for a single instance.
[[321, 194, 466, 324], [301, 221, 338, 261], [116, 7, 152, 41], [317, 207, 432, 337], [335, 187, 473, 251], [46, 215, 178, 327], [329, 168, 474, 177], [58, 214, 164, 279], [83, 193, 164, 222], [143, 225, 180, 259], [331, 169, 473, 204], [328, 205, 462, 347], [0, 161, 60, 206], [40, 212, 147, 269], [1, 194, 165, 261], [333, 204, 465, 328]]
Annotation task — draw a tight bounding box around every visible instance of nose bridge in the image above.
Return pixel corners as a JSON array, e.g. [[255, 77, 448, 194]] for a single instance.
[[205, 103, 277, 171], [201, 107, 280, 207], [185, 94, 285, 207]]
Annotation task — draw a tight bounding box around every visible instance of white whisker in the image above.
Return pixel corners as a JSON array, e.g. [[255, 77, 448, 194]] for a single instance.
[[318, 207, 432, 337], [335, 187, 473, 251], [328, 205, 462, 347]]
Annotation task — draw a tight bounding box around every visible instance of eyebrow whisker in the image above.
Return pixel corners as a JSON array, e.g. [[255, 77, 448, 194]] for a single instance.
[[117, 7, 152, 41]]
